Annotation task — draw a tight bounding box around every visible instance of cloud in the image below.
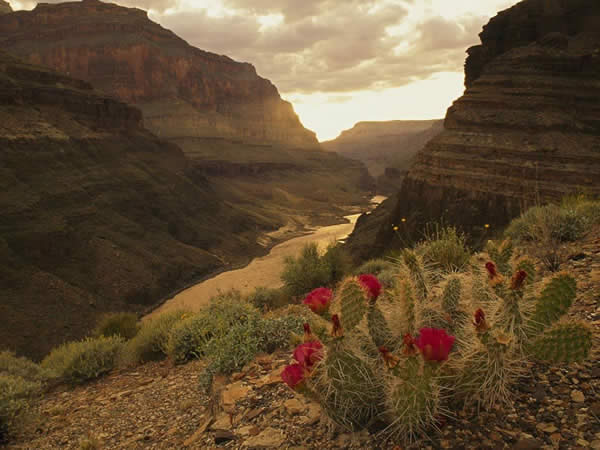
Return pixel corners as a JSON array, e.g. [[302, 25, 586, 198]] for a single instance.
[[20, 0, 507, 95]]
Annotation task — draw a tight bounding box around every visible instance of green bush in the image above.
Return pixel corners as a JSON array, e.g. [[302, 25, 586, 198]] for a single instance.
[[0, 374, 41, 443], [506, 197, 600, 243], [41, 336, 123, 384], [166, 295, 259, 364], [0, 351, 50, 383], [355, 259, 396, 276], [204, 314, 304, 376], [93, 312, 139, 340], [245, 287, 288, 312], [119, 310, 188, 366], [419, 226, 470, 272], [281, 242, 351, 297]]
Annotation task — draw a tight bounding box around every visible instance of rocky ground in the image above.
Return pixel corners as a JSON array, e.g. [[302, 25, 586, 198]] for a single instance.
[[6, 230, 600, 450]]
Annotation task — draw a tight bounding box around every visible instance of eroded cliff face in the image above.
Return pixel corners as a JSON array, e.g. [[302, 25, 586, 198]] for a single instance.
[[349, 0, 600, 257], [0, 0, 318, 148], [0, 51, 283, 360]]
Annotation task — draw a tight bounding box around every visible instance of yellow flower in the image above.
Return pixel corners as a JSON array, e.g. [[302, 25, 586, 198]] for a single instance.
[[484, 224, 490, 229], [401, 218, 406, 223], [393, 226, 399, 231]]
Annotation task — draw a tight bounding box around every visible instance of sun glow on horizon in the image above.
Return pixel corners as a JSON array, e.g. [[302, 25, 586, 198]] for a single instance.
[[285, 71, 464, 141]]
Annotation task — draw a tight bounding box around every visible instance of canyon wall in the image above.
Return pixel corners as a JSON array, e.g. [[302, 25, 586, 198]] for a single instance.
[[0, 0, 318, 148]]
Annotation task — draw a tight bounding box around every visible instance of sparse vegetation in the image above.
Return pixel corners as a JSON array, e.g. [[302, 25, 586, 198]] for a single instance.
[[92, 312, 139, 340], [245, 287, 288, 312], [0, 351, 50, 383], [0, 374, 41, 443], [418, 225, 470, 272], [41, 336, 123, 384], [119, 310, 188, 366], [281, 242, 351, 297]]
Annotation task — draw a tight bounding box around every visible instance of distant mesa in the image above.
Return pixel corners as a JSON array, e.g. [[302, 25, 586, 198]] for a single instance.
[[0, 0, 319, 149]]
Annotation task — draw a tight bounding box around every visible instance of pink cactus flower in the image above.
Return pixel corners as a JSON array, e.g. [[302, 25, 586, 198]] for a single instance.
[[293, 341, 323, 369], [281, 364, 305, 389], [303, 287, 333, 314], [510, 270, 527, 290], [485, 262, 504, 286], [415, 328, 455, 362], [358, 274, 382, 301]]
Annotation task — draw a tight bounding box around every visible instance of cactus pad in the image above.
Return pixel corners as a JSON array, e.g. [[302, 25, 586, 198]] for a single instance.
[[529, 322, 593, 363]]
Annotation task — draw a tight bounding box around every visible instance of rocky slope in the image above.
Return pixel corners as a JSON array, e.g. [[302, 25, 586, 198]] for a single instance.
[[0, 51, 293, 360], [7, 227, 600, 449], [349, 0, 600, 256], [0, 0, 318, 149], [322, 120, 442, 179]]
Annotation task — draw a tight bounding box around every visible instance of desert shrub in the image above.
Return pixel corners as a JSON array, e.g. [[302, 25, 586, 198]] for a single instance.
[[245, 287, 289, 312], [506, 197, 600, 243], [281, 242, 351, 297], [92, 312, 139, 340], [321, 243, 353, 285], [418, 225, 470, 272], [355, 259, 396, 276], [0, 374, 41, 443], [203, 314, 304, 376], [0, 351, 50, 383], [119, 310, 188, 366], [41, 336, 123, 384], [281, 243, 330, 297], [166, 296, 259, 364]]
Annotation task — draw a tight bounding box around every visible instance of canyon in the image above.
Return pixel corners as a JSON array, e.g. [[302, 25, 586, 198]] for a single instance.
[[349, 0, 600, 258], [322, 120, 443, 194]]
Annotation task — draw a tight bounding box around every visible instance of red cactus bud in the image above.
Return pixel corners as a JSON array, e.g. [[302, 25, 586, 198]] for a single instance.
[[331, 314, 343, 337], [485, 262, 497, 278], [378, 346, 400, 369], [402, 333, 418, 356], [473, 308, 489, 333], [510, 270, 527, 290], [358, 274, 382, 301], [303, 323, 316, 342]]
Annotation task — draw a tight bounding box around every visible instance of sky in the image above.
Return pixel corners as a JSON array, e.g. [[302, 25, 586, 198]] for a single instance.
[[9, 0, 517, 141]]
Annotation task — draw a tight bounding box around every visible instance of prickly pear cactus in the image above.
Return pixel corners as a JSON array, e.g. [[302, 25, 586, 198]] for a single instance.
[[529, 274, 576, 335], [338, 278, 369, 332], [528, 322, 593, 363]]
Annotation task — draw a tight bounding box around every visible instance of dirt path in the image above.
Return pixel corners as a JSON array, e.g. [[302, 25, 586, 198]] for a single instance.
[[147, 213, 361, 318]]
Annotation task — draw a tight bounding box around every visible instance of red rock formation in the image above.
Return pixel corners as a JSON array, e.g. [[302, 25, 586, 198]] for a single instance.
[[349, 0, 600, 257], [0, 0, 318, 148]]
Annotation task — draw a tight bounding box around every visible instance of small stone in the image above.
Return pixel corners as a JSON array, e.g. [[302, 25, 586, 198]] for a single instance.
[[513, 438, 543, 449], [222, 382, 252, 408], [590, 440, 600, 450], [299, 403, 321, 426], [536, 423, 557, 434], [243, 427, 285, 448], [571, 390, 585, 403], [211, 413, 232, 431], [283, 398, 305, 416], [215, 430, 237, 445]]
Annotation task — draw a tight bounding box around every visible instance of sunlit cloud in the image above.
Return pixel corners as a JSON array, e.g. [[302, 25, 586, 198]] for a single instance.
[[11, 0, 519, 139]]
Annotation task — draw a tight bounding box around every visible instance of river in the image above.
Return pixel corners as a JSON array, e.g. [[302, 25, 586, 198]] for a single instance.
[[147, 195, 386, 318]]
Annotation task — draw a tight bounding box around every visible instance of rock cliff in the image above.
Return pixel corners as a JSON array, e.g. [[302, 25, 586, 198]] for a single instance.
[[0, 51, 282, 360], [0, 0, 318, 148], [0, 1, 11, 15], [349, 0, 600, 258]]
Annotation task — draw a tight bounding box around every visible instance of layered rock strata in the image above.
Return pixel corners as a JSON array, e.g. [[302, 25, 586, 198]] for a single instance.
[[0, 0, 318, 148], [349, 0, 600, 257]]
